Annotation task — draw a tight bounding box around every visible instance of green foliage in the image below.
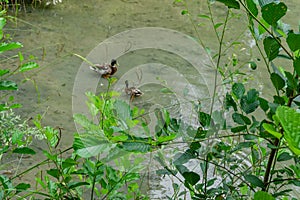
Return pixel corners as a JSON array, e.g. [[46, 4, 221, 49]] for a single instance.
[[1, 0, 300, 199]]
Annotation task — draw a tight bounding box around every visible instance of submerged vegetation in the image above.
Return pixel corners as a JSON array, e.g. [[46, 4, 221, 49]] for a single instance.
[[1, 0, 300, 199]]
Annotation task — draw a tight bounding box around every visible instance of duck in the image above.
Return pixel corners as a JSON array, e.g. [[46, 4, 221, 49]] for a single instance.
[[89, 59, 118, 78], [125, 80, 143, 101]]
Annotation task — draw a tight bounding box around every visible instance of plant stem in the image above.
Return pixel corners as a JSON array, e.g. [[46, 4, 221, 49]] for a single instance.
[[262, 138, 280, 191]]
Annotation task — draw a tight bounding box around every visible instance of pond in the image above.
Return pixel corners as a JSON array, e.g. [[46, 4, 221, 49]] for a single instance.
[[3, 0, 300, 198]]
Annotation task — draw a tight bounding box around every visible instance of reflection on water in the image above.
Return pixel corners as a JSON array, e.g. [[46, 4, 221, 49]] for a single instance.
[[3, 0, 300, 198]]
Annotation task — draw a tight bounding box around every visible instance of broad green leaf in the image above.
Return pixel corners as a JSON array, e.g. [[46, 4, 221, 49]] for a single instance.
[[270, 73, 285, 90], [198, 111, 211, 127], [15, 183, 30, 194], [259, 97, 269, 112], [0, 69, 9, 76], [261, 2, 287, 26], [277, 152, 293, 162], [121, 141, 151, 153], [73, 114, 100, 132], [0, 80, 18, 90], [232, 113, 251, 125], [62, 158, 77, 169], [183, 171, 200, 185], [114, 99, 131, 122], [73, 133, 114, 158], [231, 125, 247, 133], [293, 58, 300, 76], [0, 42, 23, 53], [254, 191, 275, 200], [174, 149, 197, 165], [47, 169, 60, 179], [246, 0, 258, 17], [276, 106, 300, 155], [263, 37, 280, 61], [262, 123, 282, 139], [19, 62, 39, 72], [287, 32, 300, 52], [240, 89, 259, 114], [12, 147, 36, 155], [232, 83, 245, 99], [244, 174, 264, 188], [216, 0, 240, 9]]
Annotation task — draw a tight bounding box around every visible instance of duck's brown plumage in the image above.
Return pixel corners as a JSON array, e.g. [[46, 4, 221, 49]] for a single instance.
[[125, 80, 143, 101], [89, 59, 118, 78]]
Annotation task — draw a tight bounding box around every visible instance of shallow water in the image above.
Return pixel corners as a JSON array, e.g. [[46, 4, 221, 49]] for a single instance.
[[2, 0, 300, 198]]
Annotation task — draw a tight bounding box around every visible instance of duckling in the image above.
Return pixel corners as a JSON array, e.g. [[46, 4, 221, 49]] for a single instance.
[[89, 59, 118, 78], [125, 80, 143, 101]]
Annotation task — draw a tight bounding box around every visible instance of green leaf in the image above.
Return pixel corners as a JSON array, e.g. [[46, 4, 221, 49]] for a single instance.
[[68, 181, 90, 190], [0, 69, 9, 76], [47, 169, 60, 179], [287, 32, 300, 52], [232, 83, 245, 99], [183, 171, 200, 185], [0, 80, 18, 90], [277, 152, 293, 162], [231, 125, 247, 133], [15, 183, 30, 194], [114, 99, 131, 122], [262, 123, 282, 139], [174, 149, 197, 165], [285, 71, 297, 90], [254, 191, 275, 200], [216, 0, 240, 9], [240, 89, 259, 114], [0, 42, 23, 53], [157, 133, 177, 143], [0, 17, 6, 29], [73, 133, 114, 158], [198, 14, 210, 19], [62, 158, 77, 169], [121, 141, 151, 153], [276, 106, 300, 155], [181, 10, 188, 15], [214, 23, 224, 29], [249, 61, 257, 70], [12, 147, 36, 155], [263, 37, 280, 61], [19, 62, 39, 72], [244, 174, 264, 188], [293, 58, 300, 76], [261, 2, 287, 26], [198, 112, 211, 127], [270, 73, 285, 90], [259, 97, 269, 112], [232, 113, 251, 125], [225, 93, 237, 111], [246, 0, 258, 17]]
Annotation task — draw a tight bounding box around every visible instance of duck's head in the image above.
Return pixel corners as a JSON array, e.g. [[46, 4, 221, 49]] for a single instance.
[[111, 59, 117, 67], [125, 80, 129, 88]]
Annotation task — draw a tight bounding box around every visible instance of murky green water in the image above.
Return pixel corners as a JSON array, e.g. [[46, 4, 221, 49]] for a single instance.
[[2, 0, 300, 198]]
